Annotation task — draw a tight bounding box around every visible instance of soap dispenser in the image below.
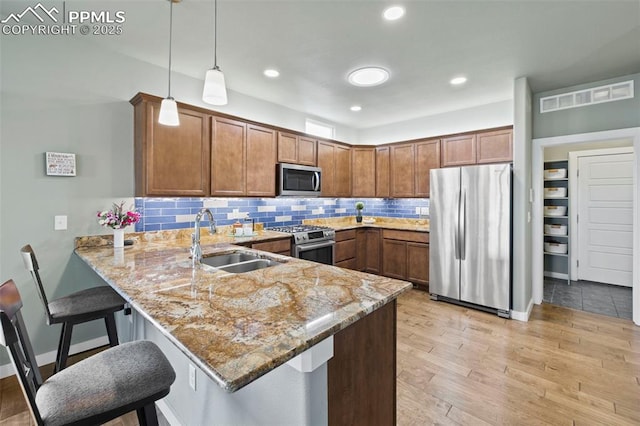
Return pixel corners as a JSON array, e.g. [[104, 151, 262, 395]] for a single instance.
[[233, 219, 243, 236]]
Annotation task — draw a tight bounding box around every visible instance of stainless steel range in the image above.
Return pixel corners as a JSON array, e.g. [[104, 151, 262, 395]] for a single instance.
[[268, 225, 335, 265]]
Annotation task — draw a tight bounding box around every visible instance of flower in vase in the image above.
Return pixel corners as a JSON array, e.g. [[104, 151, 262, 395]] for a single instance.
[[97, 202, 141, 229]]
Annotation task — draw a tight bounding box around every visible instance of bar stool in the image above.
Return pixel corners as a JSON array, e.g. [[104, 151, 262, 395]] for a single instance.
[[0, 279, 175, 426], [20, 244, 126, 373]]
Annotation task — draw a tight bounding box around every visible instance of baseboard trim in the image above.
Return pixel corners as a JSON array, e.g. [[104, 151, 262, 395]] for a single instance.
[[0, 336, 109, 379], [511, 299, 534, 322], [544, 271, 569, 280], [156, 399, 181, 426]]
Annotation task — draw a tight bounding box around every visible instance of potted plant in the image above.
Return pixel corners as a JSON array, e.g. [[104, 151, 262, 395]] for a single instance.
[[355, 201, 364, 223]]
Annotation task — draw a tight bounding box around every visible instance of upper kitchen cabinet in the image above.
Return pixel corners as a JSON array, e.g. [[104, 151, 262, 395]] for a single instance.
[[211, 117, 246, 196], [441, 134, 476, 167], [351, 147, 376, 197], [415, 139, 440, 198], [441, 127, 513, 167], [390, 144, 415, 197], [131, 93, 210, 197], [317, 141, 351, 197], [277, 132, 317, 166], [476, 128, 513, 164], [375, 146, 390, 198], [212, 119, 278, 197], [246, 124, 277, 197]]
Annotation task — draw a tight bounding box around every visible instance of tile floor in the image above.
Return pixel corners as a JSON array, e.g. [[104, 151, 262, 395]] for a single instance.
[[543, 277, 633, 319]]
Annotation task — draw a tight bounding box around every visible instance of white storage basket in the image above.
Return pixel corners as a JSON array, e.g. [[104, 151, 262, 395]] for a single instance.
[[544, 224, 567, 236], [544, 205, 567, 216], [544, 168, 567, 179], [545, 242, 568, 254], [544, 187, 567, 198]]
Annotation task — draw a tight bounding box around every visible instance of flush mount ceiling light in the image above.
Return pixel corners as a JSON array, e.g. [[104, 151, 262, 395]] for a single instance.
[[383, 5, 405, 21], [350, 105, 362, 112], [348, 67, 389, 87], [450, 76, 468, 86], [202, 0, 228, 105], [158, 0, 179, 126], [263, 69, 280, 78]]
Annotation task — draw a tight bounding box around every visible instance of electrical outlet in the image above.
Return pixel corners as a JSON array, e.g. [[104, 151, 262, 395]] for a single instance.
[[421, 207, 430, 216], [415, 207, 421, 214], [54, 215, 67, 230], [188, 364, 197, 391]]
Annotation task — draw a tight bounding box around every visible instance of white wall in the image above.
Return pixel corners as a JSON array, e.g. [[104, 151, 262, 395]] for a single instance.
[[356, 99, 513, 145]]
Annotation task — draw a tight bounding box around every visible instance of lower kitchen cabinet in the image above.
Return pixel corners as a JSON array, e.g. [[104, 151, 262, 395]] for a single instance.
[[252, 238, 292, 256], [381, 229, 429, 289], [364, 229, 381, 274], [335, 229, 357, 270]]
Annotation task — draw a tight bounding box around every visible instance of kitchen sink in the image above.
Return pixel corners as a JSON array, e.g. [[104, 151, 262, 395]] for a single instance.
[[201, 251, 283, 273], [201, 252, 263, 268]]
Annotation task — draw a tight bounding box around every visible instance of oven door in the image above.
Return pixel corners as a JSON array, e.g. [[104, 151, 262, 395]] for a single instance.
[[294, 240, 335, 265]]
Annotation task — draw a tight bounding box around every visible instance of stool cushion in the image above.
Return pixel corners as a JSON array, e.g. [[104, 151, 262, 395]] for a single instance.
[[36, 340, 175, 426], [48, 286, 124, 323]]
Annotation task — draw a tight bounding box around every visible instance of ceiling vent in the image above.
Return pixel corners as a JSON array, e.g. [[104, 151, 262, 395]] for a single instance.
[[540, 80, 634, 113]]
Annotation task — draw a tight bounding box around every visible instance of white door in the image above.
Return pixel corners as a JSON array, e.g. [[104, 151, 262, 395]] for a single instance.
[[577, 153, 634, 286]]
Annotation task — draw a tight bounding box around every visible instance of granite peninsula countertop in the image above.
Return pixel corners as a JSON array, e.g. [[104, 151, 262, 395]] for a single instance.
[[74, 228, 412, 392]]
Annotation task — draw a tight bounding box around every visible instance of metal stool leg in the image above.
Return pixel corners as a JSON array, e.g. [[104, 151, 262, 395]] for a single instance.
[[105, 313, 119, 347], [136, 403, 159, 426], [55, 322, 73, 373]]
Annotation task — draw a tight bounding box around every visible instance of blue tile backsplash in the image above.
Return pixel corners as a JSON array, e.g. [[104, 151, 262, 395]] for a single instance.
[[134, 197, 430, 232]]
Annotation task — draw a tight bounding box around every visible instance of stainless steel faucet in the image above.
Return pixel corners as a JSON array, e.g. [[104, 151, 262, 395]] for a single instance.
[[191, 208, 216, 265]]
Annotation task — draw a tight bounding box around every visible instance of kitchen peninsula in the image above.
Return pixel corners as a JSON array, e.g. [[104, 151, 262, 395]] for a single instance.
[[74, 229, 412, 425]]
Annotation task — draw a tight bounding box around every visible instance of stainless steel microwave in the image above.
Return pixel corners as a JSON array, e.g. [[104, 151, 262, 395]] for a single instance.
[[277, 163, 322, 197]]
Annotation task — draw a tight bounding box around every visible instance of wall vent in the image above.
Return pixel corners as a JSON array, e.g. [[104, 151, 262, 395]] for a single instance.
[[540, 80, 634, 113]]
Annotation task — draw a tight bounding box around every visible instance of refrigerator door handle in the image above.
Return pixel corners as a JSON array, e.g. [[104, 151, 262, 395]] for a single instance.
[[460, 190, 466, 260], [454, 189, 461, 260]]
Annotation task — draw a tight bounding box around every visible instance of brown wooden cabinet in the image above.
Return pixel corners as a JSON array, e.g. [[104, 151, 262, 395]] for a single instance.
[[375, 147, 390, 198], [364, 229, 381, 274], [132, 94, 210, 197], [211, 117, 246, 196], [389, 144, 415, 197], [328, 300, 396, 426], [477, 128, 513, 164], [277, 132, 317, 166], [441, 133, 476, 167], [317, 141, 351, 197], [381, 229, 429, 289], [442, 128, 512, 167], [351, 147, 376, 197], [246, 125, 277, 197], [335, 229, 357, 270], [211, 119, 277, 197], [251, 238, 291, 256], [415, 139, 440, 198]]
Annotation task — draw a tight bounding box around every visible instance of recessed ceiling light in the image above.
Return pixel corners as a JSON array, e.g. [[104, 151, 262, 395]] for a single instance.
[[264, 69, 280, 78], [383, 6, 405, 21], [350, 105, 362, 112], [348, 67, 390, 87], [450, 76, 467, 86]]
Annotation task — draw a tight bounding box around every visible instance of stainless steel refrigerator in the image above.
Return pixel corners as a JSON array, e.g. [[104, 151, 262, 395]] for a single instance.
[[429, 163, 512, 318]]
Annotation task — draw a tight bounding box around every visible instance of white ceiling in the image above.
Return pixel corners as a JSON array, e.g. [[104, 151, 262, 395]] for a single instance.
[[10, 1, 640, 129]]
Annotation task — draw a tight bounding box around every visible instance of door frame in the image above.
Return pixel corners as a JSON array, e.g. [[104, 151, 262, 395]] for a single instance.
[[532, 127, 640, 326], [569, 147, 634, 281]]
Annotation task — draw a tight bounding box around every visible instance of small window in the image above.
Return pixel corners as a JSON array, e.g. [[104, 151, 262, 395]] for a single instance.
[[305, 119, 335, 139]]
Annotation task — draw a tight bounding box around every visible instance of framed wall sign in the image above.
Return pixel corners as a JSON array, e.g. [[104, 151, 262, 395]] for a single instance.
[[45, 152, 76, 176]]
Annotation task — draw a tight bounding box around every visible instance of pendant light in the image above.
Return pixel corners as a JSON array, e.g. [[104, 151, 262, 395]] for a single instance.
[[158, 0, 180, 126], [202, 0, 228, 105]]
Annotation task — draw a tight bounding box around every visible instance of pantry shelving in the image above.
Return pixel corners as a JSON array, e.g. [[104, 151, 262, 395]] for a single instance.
[[543, 160, 570, 283]]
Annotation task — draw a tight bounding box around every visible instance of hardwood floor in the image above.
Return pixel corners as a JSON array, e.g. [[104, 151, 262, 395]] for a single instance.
[[1, 289, 638, 425], [397, 289, 640, 425]]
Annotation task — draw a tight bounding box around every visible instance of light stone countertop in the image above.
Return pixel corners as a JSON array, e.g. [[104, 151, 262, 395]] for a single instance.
[[74, 228, 412, 392], [304, 216, 430, 232]]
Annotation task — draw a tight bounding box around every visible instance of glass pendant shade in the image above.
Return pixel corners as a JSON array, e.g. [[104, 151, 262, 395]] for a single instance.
[[202, 67, 228, 105], [158, 97, 180, 126]]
